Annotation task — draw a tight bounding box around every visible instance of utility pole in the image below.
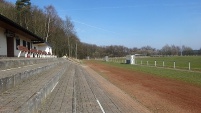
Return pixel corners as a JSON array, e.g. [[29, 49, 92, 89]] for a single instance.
[[68, 36, 70, 57], [180, 40, 183, 56], [75, 41, 77, 59]]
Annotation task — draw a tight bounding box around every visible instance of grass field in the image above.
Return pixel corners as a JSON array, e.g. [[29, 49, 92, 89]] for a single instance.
[[87, 56, 201, 86], [109, 56, 201, 71]]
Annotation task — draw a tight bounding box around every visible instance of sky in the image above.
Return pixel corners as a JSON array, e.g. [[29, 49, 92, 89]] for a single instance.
[[7, 0, 201, 49]]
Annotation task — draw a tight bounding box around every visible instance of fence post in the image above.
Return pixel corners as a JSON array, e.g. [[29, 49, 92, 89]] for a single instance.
[[163, 61, 164, 67], [174, 61, 176, 69], [189, 62, 191, 70], [155, 60, 156, 67]]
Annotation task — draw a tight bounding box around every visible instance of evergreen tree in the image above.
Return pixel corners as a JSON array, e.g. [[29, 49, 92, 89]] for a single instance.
[[15, 0, 31, 27], [15, 0, 31, 10]]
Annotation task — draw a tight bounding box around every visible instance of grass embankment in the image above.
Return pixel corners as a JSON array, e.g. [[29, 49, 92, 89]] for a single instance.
[[85, 59, 201, 87]]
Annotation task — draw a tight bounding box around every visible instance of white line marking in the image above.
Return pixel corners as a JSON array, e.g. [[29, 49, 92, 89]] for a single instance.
[[51, 82, 58, 92], [96, 99, 105, 113], [1, 70, 6, 71], [18, 67, 21, 68], [6, 69, 11, 71]]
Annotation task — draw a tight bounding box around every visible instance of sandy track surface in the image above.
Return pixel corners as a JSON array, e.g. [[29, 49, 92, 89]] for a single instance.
[[85, 60, 201, 113]]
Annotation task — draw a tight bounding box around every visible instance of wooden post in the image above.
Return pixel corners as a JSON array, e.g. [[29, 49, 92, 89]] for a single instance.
[[163, 61, 164, 67], [174, 61, 176, 69], [155, 60, 156, 67]]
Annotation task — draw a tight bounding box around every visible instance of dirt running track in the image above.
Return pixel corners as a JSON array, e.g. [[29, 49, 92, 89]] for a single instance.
[[85, 60, 201, 113]]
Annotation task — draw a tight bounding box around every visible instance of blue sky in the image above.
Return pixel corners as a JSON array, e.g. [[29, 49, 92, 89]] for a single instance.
[[7, 0, 201, 49]]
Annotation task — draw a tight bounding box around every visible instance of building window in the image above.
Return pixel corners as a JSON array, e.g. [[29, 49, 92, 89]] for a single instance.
[[30, 42, 32, 49], [16, 38, 20, 50], [23, 40, 26, 47]]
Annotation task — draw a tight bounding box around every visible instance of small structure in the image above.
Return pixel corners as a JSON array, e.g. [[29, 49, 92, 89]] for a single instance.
[[86, 56, 90, 60], [104, 56, 109, 62], [33, 42, 52, 58], [126, 55, 135, 64]]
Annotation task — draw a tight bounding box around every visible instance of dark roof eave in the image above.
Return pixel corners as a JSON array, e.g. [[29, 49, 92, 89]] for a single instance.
[[32, 41, 52, 47], [0, 14, 44, 42]]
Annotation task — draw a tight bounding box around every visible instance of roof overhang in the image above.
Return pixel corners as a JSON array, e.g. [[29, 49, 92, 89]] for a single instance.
[[0, 14, 44, 42]]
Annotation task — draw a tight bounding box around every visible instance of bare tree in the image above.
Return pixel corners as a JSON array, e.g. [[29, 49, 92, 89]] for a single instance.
[[63, 17, 75, 57], [182, 45, 193, 55], [161, 44, 171, 55], [44, 5, 58, 42], [171, 45, 180, 56]]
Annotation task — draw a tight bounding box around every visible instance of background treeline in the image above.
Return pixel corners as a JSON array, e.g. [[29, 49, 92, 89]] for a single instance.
[[1, 0, 200, 59], [79, 44, 201, 58]]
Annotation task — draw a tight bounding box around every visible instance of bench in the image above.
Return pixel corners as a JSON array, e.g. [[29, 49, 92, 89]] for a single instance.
[[30, 49, 37, 58], [30, 49, 37, 53], [42, 51, 47, 55], [17, 45, 29, 57], [17, 46, 52, 58]]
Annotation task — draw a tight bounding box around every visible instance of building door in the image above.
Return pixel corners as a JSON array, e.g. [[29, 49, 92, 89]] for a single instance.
[[27, 42, 30, 50], [7, 36, 14, 57]]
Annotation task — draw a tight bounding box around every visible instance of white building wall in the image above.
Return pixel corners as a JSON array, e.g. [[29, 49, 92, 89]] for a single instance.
[[0, 27, 7, 56], [38, 45, 52, 54]]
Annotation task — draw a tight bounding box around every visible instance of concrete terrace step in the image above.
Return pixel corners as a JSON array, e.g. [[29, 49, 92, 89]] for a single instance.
[[39, 62, 75, 113], [0, 61, 69, 113], [39, 63, 103, 113], [0, 58, 59, 70], [0, 59, 65, 93]]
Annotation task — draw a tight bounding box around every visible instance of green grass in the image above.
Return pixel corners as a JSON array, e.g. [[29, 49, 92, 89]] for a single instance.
[[87, 60, 201, 87], [110, 56, 201, 71]]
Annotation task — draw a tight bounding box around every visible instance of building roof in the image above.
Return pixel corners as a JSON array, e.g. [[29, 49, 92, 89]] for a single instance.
[[0, 14, 44, 43]]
